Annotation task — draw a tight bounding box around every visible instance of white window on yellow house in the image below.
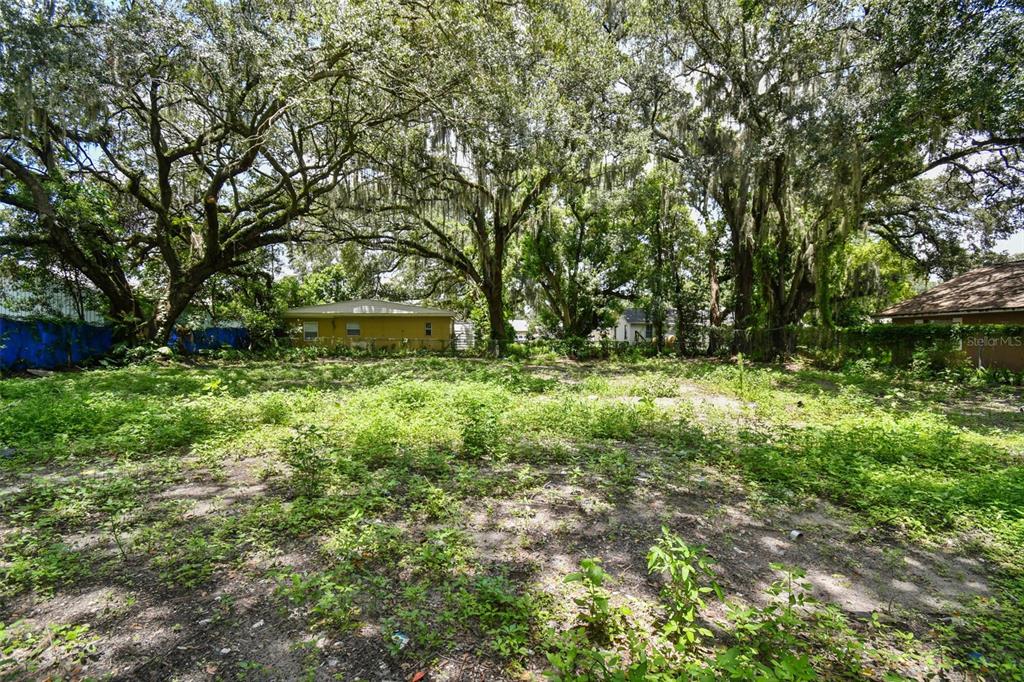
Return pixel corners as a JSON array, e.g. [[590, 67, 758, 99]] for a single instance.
[[425, 322, 432, 337], [346, 322, 361, 336], [303, 321, 318, 341]]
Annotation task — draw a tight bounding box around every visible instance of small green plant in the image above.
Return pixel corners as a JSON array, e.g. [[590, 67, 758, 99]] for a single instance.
[[564, 558, 627, 646], [452, 574, 544, 660], [407, 528, 471, 576], [149, 531, 234, 588], [0, 533, 86, 597], [646, 528, 722, 646], [282, 425, 335, 497], [258, 392, 292, 425], [594, 448, 637, 493], [48, 623, 99, 665], [0, 620, 40, 674], [106, 512, 132, 562], [276, 570, 359, 632], [718, 564, 817, 679]]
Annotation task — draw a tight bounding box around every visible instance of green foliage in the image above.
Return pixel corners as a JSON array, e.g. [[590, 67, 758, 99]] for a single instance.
[[1, 356, 1022, 677], [952, 590, 1024, 681], [0, 532, 86, 597], [592, 448, 638, 494], [564, 559, 626, 645], [548, 534, 906, 681], [452, 574, 546, 660], [829, 237, 920, 326], [282, 424, 335, 498], [718, 565, 817, 679], [646, 528, 721, 645], [0, 619, 99, 676], [522, 186, 646, 338], [0, 620, 39, 673], [276, 570, 360, 632], [142, 523, 237, 588]]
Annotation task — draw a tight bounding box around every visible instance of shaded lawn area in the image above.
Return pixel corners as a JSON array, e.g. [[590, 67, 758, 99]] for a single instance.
[[1, 357, 1022, 680]]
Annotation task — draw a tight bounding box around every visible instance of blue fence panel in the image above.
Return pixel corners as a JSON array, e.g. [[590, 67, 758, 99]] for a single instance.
[[169, 327, 251, 353], [1, 318, 250, 370], [0, 317, 114, 370]]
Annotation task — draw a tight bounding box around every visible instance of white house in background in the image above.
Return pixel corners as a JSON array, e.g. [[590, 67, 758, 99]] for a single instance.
[[453, 321, 475, 350], [510, 319, 530, 342], [189, 314, 245, 329], [0, 280, 105, 324], [610, 308, 678, 344]]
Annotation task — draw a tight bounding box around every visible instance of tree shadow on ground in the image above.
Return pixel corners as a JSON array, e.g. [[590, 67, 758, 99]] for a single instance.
[[1, 359, 1018, 680]]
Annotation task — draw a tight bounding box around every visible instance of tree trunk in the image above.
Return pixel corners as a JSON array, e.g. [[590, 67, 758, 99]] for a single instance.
[[652, 188, 666, 353], [485, 290, 506, 356], [715, 166, 754, 356], [482, 265, 507, 357], [731, 232, 755, 355], [708, 243, 722, 355], [674, 302, 685, 357], [671, 247, 685, 357], [152, 269, 213, 345], [109, 296, 153, 343], [154, 295, 191, 347], [768, 324, 788, 362]]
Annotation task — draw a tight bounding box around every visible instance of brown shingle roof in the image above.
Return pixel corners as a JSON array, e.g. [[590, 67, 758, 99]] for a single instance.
[[879, 261, 1024, 318]]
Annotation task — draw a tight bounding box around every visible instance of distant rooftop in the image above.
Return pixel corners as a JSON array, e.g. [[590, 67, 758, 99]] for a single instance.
[[879, 261, 1024, 318], [619, 308, 678, 324], [283, 299, 457, 318]]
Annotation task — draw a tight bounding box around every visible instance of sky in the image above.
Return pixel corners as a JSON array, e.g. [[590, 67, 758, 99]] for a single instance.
[[995, 232, 1024, 256]]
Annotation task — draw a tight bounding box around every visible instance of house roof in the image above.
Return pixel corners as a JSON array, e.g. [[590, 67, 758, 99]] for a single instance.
[[879, 261, 1024, 318], [510, 319, 529, 333], [619, 308, 678, 324], [621, 308, 649, 324], [283, 299, 457, 318]]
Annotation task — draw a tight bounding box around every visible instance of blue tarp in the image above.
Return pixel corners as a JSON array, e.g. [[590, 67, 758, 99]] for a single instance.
[[0, 318, 250, 370], [0, 317, 113, 370], [169, 327, 251, 353]]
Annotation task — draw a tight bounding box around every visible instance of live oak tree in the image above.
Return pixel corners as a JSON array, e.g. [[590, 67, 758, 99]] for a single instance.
[[0, 0, 426, 341], [827, 236, 920, 327], [631, 167, 707, 354], [631, 0, 1024, 356], [0, 1, 123, 323], [337, 0, 622, 352], [522, 183, 646, 339]]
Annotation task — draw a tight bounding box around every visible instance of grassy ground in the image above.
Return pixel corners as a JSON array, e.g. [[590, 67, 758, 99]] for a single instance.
[[1, 356, 1022, 680]]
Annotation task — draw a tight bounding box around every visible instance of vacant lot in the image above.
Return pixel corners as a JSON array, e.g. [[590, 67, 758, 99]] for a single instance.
[[1, 357, 1022, 680]]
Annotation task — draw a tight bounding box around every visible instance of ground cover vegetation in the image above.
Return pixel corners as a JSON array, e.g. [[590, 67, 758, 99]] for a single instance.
[[2, 356, 1023, 679]]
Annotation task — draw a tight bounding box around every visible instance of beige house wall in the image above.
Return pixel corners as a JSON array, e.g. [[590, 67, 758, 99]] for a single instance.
[[290, 315, 454, 351]]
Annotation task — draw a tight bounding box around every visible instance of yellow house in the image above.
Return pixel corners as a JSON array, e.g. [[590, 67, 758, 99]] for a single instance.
[[283, 299, 456, 351]]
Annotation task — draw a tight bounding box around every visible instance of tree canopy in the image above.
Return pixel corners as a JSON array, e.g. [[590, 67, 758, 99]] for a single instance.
[[1, 0, 1022, 354]]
